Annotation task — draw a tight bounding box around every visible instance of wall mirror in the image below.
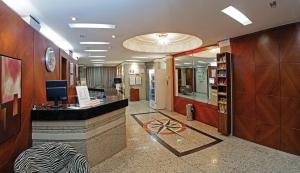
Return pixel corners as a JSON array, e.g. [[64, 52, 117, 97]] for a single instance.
[[174, 47, 219, 105]]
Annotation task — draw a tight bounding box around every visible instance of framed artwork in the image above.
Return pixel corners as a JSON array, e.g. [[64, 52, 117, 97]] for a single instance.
[[0, 55, 21, 144], [129, 76, 136, 85], [135, 76, 142, 85], [70, 62, 74, 74]]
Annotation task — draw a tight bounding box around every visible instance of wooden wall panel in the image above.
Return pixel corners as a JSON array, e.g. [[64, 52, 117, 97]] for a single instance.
[[279, 23, 300, 155], [174, 96, 218, 127], [0, 2, 78, 172], [33, 32, 60, 105], [0, 1, 34, 172], [60, 49, 77, 103], [232, 22, 300, 156]]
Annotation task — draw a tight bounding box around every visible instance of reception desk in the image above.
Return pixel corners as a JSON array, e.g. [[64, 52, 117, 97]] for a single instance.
[[31, 96, 128, 167]]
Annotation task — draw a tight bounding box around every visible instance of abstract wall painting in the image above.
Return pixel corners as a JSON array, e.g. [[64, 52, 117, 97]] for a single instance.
[[0, 56, 21, 144]]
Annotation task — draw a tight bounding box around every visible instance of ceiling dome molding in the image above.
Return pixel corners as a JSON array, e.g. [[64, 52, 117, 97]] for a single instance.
[[123, 33, 203, 53]]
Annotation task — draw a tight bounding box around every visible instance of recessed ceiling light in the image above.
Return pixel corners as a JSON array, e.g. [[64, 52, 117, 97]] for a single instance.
[[71, 17, 77, 21], [222, 6, 252, 26], [91, 62, 104, 64], [90, 60, 105, 62], [133, 57, 148, 59], [125, 60, 141, 62], [80, 42, 110, 45], [112, 35, 116, 39], [93, 64, 104, 66], [84, 50, 108, 52], [88, 55, 106, 58], [69, 23, 116, 29], [184, 63, 192, 65]]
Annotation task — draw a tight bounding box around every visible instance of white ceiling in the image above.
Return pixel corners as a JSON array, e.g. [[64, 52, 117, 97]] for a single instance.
[[4, 0, 300, 66]]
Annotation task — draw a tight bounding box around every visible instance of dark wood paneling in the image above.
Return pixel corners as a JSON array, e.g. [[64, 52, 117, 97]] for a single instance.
[[281, 97, 300, 129], [233, 92, 255, 118], [281, 128, 300, 155], [255, 123, 280, 149], [279, 24, 300, 63], [0, 2, 78, 172], [232, 22, 300, 156], [231, 36, 255, 65], [0, 1, 34, 172], [174, 96, 218, 127], [281, 63, 300, 98], [33, 32, 60, 105], [233, 64, 255, 94], [234, 115, 256, 142], [255, 95, 280, 125], [254, 31, 279, 65], [255, 65, 280, 96], [60, 50, 77, 104]]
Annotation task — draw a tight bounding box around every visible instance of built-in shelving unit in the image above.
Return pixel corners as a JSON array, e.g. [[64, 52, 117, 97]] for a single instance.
[[217, 52, 231, 136]]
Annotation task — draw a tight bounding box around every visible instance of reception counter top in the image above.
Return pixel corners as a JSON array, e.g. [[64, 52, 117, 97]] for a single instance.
[[31, 96, 128, 121]]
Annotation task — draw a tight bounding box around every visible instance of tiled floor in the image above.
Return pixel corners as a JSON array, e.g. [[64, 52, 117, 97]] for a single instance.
[[92, 101, 300, 173]]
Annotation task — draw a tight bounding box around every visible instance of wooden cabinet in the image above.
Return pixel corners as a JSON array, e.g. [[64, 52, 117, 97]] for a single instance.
[[130, 88, 140, 101], [217, 52, 232, 136]]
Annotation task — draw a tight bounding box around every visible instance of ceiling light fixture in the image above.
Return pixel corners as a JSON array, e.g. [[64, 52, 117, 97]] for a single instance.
[[125, 60, 141, 62], [84, 50, 108, 52], [209, 48, 220, 54], [90, 59, 105, 62], [91, 61, 104, 63], [69, 23, 116, 29], [88, 55, 106, 58], [112, 35, 116, 38], [156, 33, 169, 45], [222, 6, 252, 26], [184, 63, 192, 65], [80, 42, 110, 45], [71, 17, 77, 21]]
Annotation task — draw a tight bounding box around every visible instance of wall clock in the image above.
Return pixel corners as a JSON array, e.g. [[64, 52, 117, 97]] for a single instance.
[[45, 47, 56, 72]]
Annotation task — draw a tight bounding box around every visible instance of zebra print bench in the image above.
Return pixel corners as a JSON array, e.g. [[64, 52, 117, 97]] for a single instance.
[[14, 143, 90, 173]]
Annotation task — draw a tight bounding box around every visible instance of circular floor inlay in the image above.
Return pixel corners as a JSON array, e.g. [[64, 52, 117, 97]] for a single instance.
[[123, 33, 203, 53], [143, 118, 186, 135]]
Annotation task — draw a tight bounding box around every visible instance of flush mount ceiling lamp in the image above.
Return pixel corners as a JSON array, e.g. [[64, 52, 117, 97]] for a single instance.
[[123, 33, 202, 53], [69, 23, 116, 29], [156, 33, 169, 45], [80, 42, 110, 45], [222, 6, 252, 26], [125, 60, 141, 62], [88, 55, 106, 58], [84, 49, 108, 52]]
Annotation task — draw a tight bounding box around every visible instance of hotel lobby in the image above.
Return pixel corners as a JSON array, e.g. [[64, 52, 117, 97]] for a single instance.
[[0, 0, 299, 173]]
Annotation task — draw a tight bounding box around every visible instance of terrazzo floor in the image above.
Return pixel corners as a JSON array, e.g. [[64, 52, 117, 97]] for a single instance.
[[91, 100, 300, 173]]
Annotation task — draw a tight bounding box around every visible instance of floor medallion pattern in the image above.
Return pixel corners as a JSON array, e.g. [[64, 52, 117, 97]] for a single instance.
[[131, 112, 222, 156]]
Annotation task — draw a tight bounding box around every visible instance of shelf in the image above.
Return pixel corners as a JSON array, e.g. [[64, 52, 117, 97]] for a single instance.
[[218, 92, 227, 96]]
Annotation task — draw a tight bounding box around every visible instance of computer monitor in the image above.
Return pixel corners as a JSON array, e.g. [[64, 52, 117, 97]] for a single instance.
[[114, 78, 122, 84], [46, 80, 68, 108]]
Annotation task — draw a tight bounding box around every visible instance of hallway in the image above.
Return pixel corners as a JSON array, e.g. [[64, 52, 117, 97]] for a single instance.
[[92, 101, 300, 173]]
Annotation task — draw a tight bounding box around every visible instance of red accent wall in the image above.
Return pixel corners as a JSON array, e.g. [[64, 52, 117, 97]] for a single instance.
[[174, 96, 218, 127]]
